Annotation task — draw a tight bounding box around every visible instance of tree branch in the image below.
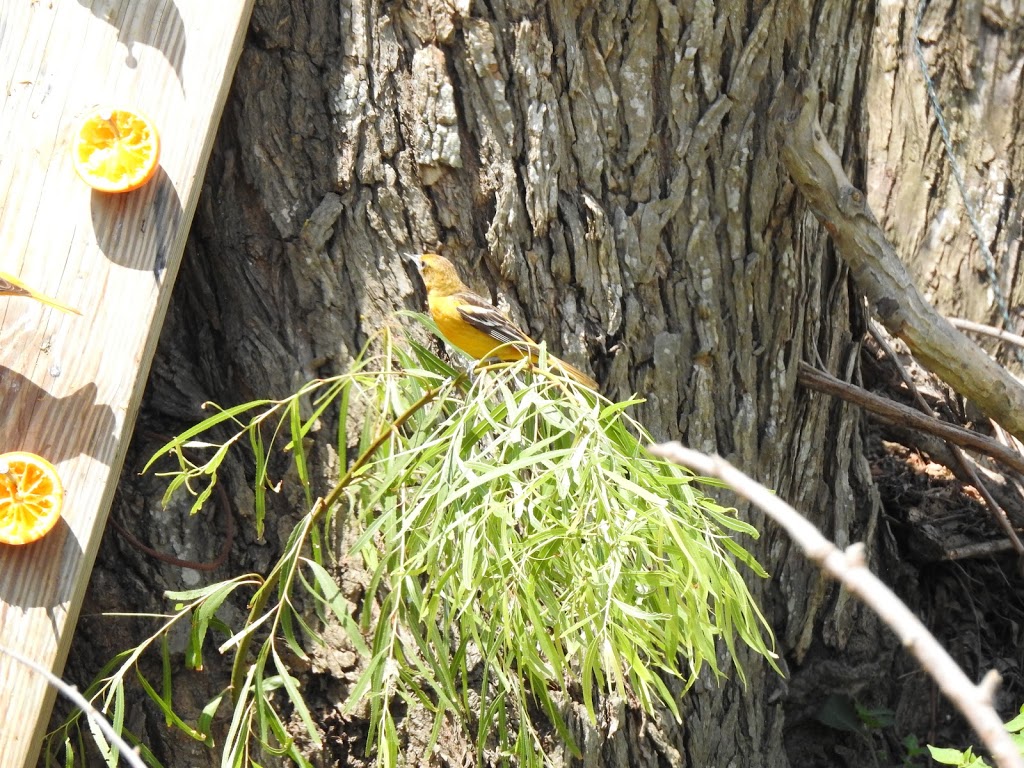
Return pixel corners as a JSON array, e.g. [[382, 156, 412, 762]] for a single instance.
[[649, 443, 1023, 768], [798, 362, 1024, 476], [948, 318, 1024, 351], [0, 645, 146, 768], [770, 71, 1024, 440], [866, 322, 1024, 557]]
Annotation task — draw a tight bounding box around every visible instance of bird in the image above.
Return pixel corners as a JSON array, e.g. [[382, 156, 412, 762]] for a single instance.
[[419, 252, 597, 389], [0, 272, 81, 315]]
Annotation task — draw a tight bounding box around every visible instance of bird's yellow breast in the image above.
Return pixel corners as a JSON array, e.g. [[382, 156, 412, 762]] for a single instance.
[[428, 294, 519, 361]]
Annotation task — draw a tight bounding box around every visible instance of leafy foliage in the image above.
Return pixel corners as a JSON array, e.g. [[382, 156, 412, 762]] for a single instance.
[[46, 320, 778, 767], [927, 704, 1024, 767]]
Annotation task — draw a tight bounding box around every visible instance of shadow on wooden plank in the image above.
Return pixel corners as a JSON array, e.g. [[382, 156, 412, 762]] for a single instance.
[[75, 0, 186, 90], [0, 518, 82, 609], [0, 369, 115, 464], [90, 167, 182, 274]]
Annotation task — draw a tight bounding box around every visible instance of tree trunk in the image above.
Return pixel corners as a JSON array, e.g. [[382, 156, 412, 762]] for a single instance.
[[861, 0, 1024, 754], [867, 0, 1024, 330], [53, 0, 1021, 765]]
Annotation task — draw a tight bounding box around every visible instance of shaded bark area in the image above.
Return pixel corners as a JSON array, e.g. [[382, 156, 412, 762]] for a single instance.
[[49, 0, 934, 766], [867, 0, 1024, 330], [862, 0, 1024, 755]]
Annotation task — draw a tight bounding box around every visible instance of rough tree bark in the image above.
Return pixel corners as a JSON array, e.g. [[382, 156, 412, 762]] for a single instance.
[[867, 0, 1024, 327], [52, 0, 1022, 766], [860, 0, 1024, 759]]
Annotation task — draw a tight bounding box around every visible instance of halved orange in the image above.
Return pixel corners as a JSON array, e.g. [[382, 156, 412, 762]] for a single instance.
[[0, 452, 64, 545], [72, 106, 160, 193]]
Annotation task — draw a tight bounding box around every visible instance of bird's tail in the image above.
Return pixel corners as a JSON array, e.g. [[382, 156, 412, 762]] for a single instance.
[[0, 273, 81, 315], [549, 355, 598, 390]]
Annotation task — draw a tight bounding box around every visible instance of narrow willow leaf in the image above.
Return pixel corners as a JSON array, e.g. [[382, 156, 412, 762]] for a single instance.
[[222, 664, 256, 768], [279, 604, 311, 660], [109, 680, 124, 765], [272, 649, 322, 747], [197, 689, 225, 746], [300, 558, 370, 656], [142, 399, 273, 474], [135, 669, 209, 742], [187, 580, 245, 670], [251, 424, 269, 540], [85, 712, 113, 768], [287, 398, 313, 508]]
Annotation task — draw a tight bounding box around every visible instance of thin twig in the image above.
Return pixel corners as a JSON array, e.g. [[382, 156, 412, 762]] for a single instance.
[[868, 322, 1024, 557], [798, 362, 1024, 475], [943, 539, 1016, 561], [947, 318, 1024, 352], [991, 424, 1024, 504], [0, 645, 147, 768], [649, 443, 1023, 768]]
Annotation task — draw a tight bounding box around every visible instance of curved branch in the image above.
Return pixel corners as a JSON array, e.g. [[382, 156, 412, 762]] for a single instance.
[[770, 71, 1024, 440], [650, 442, 1023, 768]]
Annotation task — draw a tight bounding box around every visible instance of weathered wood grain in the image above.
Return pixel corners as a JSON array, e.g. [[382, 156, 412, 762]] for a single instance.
[[0, 1, 254, 765]]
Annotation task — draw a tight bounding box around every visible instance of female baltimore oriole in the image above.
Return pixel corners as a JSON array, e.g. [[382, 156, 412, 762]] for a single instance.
[[419, 253, 597, 389], [0, 272, 80, 314]]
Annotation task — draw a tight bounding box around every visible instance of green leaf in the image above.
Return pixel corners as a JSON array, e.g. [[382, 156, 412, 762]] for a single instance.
[[927, 745, 981, 766], [135, 668, 210, 742], [1004, 704, 1024, 733], [141, 398, 273, 474], [272, 649, 322, 747], [186, 580, 247, 670], [196, 689, 225, 746], [300, 558, 370, 656]]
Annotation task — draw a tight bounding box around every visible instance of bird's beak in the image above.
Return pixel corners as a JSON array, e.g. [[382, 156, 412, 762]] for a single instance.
[[399, 251, 420, 268]]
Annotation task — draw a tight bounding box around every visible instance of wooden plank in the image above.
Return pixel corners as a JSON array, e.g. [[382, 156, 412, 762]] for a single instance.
[[0, 1, 255, 764]]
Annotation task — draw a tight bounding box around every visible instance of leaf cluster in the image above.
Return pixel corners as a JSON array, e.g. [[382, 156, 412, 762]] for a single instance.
[[45, 320, 778, 767]]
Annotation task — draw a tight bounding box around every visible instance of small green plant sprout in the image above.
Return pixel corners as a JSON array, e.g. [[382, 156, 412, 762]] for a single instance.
[[902, 733, 931, 767], [47, 321, 780, 767], [928, 705, 1024, 768]]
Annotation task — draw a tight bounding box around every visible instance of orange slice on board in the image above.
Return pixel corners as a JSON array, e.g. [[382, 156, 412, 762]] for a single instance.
[[0, 452, 64, 545], [72, 107, 161, 193]]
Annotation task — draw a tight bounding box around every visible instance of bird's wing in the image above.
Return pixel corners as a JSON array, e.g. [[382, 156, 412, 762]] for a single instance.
[[452, 289, 598, 389], [453, 290, 535, 349]]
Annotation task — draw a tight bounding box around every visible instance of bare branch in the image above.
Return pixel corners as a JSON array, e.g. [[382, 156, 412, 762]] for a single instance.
[[943, 539, 1016, 561], [798, 362, 1024, 476], [770, 71, 1024, 440], [867, 322, 1024, 557], [649, 442, 1023, 768], [948, 319, 1024, 352], [0, 645, 146, 768]]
